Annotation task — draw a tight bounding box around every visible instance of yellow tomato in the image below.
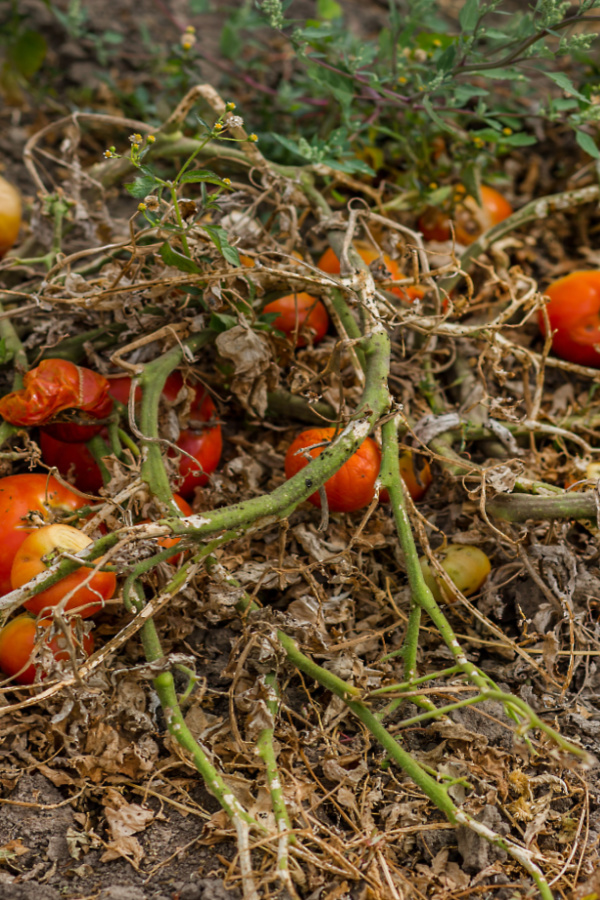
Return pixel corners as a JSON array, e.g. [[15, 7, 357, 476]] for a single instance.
[[0, 176, 21, 257], [419, 544, 491, 604]]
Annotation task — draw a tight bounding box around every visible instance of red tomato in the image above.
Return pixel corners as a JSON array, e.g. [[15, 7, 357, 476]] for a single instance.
[[108, 376, 142, 406], [317, 241, 424, 303], [12, 523, 116, 618], [284, 427, 382, 513], [379, 452, 433, 503], [418, 184, 512, 245], [0, 474, 86, 596], [140, 493, 191, 564], [0, 176, 22, 258], [109, 373, 222, 498], [263, 293, 329, 346], [0, 614, 94, 685], [0, 360, 112, 439], [538, 271, 600, 367], [39, 429, 106, 494]]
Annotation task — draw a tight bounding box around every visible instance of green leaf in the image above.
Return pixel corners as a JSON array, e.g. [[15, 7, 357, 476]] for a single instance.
[[180, 170, 229, 186], [500, 132, 537, 146], [545, 71, 590, 104], [10, 30, 46, 78], [210, 312, 238, 333], [459, 0, 479, 32], [203, 225, 240, 266], [576, 129, 600, 159], [436, 44, 456, 73], [159, 243, 201, 273], [461, 164, 481, 205], [124, 175, 158, 198], [317, 0, 342, 19], [422, 96, 463, 136]]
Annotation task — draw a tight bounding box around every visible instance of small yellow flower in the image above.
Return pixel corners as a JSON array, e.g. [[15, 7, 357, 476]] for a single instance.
[[432, 38, 442, 47], [138, 203, 147, 211], [185, 25, 195, 33], [214, 122, 224, 131], [222, 177, 231, 185], [473, 137, 484, 147], [398, 76, 407, 84], [147, 134, 156, 143], [502, 127, 513, 136], [429, 182, 438, 189], [248, 133, 258, 142], [226, 101, 236, 111], [103, 149, 114, 159], [132, 143, 140, 152]]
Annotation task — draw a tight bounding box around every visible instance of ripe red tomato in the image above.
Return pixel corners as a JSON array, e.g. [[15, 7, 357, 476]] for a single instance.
[[0, 176, 21, 258], [317, 241, 424, 303], [39, 429, 106, 494], [418, 184, 513, 245], [0, 474, 86, 596], [141, 493, 191, 564], [11, 523, 116, 618], [263, 293, 329, 346], [284, 427, 382, 513], [0, 614, 94, 685], [379, 452, 433, 503], [538, 270, 600, 367], [109, 373, 222, 498], [419, 545, 491, 604]]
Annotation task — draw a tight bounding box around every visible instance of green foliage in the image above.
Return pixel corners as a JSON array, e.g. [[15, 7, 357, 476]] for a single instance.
[[0, 1, 47, 103]]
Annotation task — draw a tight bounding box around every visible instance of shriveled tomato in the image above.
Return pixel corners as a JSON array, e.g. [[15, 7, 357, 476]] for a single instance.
[[39, 429, 106, 494], [140, 493, 192, 564], [284, 427, 382, 513], [538, 270, 600, 367], [110, 373, 222, 498], [0, 474, 86, 596], [418, 184, 512, 245], [0, 614, 94, 685], [0, 176, 22, 257], [379, 451, 433, 503], [263, 292, 329, 346], [419, 544, 491, 604], [0, 359, 113, 441], [12, 523, 116, 618], [317, 241, 424, 303]]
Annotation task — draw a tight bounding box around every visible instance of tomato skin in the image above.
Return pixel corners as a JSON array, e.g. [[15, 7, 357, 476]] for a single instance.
[[0, 177, 21, 258], [419, 545, 491, 604], [0, 474, 86, 597], [379, 452, 433, 503], [538, 271, 600, 367], [317, 241, 424, 303], [284, 427, 382, 513], [0, 360, 112, 435], [418, 184, 512, 245], [0, 614, 93, 685], [263, 293, 329, 346], [11, 523, 116, 618], [39, 429, 105, 494], [110, 373, 222, 498]]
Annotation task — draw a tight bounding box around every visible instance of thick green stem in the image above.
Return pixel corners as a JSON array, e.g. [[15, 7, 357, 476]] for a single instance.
[[488, 492, 597, 522]]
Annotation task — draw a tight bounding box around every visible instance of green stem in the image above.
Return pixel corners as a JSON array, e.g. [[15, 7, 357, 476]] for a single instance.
[[256, 673, 296, 859]]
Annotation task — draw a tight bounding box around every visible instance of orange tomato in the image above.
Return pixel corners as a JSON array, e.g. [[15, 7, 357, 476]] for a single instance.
[[263, 292, 329, 346], [0, 176, 21, 257], [12, 524, 116, 618], [538, 270, 600, 368], [380, 452, 433, 503], [0, 614, 93, 685], [317, 241, 424, 303], [418, 184, 512, 245]]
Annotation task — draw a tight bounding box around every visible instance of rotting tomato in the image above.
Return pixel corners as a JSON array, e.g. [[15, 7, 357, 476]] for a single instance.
[[12, 523, 116, 618], [284, 427, 382, 513], [419, 544, 491, 604], [0, 474, 86, 596], [109, 372, 222, 498], [317, 241, 424, 304], [0, 613, 94, 685], [39, 429, 106, 495], [538, 270, 600, 368], [0, 359, 113, 441], [263, 292, 329, 347], [0, 176, 22, 258], [379, 452, 433, 503], [418, 184, 513, 245]]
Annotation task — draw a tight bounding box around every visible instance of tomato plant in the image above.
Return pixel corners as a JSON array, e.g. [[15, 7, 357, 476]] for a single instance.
[[39, 429, 106, 494], [418, 185, 513, 245], [0, 176, 21, 258], [285, 427, 381, 513], [538, 270, 600, 368], [419, 544, 491, 604], [12, 523, 116, 617], [263, 293, 329, 346], [0, 359, 113, 440], [110, 373, 222, 498], [0, 614, 94, 685], [0, 474, 86, 596], [317, 241, 424, 303]]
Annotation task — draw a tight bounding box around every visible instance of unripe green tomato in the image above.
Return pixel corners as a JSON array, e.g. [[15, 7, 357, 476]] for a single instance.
[[419, 544, 491, 604]]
